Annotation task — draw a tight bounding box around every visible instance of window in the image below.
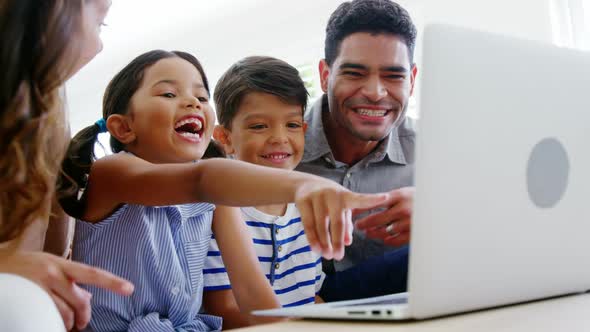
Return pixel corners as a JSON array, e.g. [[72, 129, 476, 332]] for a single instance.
[[550, 0, 590, 50], [297, 62, 322, 104]]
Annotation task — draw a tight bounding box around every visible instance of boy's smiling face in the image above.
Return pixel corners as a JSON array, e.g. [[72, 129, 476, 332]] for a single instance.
[[215, 92, 306, 170]]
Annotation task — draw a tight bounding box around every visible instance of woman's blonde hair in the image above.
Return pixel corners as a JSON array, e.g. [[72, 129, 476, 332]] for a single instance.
[[0, 0, 84, 242]]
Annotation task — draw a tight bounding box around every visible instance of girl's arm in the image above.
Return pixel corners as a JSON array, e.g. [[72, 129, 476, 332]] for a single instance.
[[203, 206, 284, 329], [86, 154, 388, 259], [88, 154, 332, 207]]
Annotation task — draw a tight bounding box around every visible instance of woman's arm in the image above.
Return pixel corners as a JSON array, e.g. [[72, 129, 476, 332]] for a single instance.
[[44, 195, 72, 257], [205, 206, 284, 329]]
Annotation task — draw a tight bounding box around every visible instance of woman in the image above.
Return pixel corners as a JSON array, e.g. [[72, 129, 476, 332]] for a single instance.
[[0, 1, 133, 331]]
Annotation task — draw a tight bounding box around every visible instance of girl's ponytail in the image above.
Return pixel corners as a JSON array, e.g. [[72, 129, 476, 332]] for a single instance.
[[57, 120, 105, 219]]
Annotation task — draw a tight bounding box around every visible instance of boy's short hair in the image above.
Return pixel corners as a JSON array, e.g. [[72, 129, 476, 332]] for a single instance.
[[214, 56, 308, 129]]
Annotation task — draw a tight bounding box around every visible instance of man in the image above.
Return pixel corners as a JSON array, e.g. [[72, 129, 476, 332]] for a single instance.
[[296, 0, 417, 293]]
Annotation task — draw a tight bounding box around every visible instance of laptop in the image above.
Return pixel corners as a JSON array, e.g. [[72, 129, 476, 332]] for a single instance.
[[253, 24, 590, 320]]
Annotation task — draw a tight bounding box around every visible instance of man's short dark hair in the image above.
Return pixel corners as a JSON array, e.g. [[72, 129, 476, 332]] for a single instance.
[[325, 0, 417, 66], [214, 56, 308, 129]]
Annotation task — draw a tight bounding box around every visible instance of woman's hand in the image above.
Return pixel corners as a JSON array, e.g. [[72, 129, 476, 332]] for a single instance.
[[295, 180, 389, 260], [0, 250, 134, 331]]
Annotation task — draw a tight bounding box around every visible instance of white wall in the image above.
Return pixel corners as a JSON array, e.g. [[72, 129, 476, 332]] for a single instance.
[[66, 0, 556, 133], [409, 0, 555, 116], [416, 0, 553, 41], [66, 0, 358, 132]]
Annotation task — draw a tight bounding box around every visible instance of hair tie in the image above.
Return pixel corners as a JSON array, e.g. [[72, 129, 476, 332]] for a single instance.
[[95, 118, 107, 133]]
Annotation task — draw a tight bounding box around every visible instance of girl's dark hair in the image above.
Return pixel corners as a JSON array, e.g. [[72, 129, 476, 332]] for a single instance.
[[58, 50, 210, 219], [203, 140, 226, 159], [0, 0, 84, 242]]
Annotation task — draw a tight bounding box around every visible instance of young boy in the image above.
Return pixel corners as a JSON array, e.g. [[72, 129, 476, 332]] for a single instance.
[[202, 56, 323, 328], [202, 56, 410, 329]]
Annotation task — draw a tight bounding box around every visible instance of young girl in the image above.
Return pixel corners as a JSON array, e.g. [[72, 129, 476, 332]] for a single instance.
[[58, 50, 388, 331]]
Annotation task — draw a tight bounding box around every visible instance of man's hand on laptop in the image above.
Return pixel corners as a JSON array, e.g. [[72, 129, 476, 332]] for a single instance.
[[355, 187, 414, 246]]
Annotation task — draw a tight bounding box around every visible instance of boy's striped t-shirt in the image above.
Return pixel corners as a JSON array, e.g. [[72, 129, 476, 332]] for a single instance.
[[203, 203, 325, 307]]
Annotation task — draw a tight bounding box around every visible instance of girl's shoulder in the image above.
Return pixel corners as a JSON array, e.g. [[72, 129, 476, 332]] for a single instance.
[[91, 151, 140, 173], [87, 152, 145, 186]]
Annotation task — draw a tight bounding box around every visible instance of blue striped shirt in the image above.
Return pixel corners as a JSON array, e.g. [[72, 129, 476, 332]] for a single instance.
[[203, 204, 324, 307], [73, 203, 222, 332]]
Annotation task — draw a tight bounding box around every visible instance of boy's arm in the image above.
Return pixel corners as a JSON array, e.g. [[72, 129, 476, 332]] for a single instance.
[[203, 289, 253, 330], [208, 206, 284, 327], [204, 290, 294, 329], [201, 227, 253, 329]]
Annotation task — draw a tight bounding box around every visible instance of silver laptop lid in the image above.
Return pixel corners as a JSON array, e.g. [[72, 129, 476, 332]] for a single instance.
[[409, 24, 590, 319]]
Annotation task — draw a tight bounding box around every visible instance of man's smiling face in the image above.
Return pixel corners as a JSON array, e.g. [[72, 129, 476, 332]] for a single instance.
[[321, 32, 416, 142]]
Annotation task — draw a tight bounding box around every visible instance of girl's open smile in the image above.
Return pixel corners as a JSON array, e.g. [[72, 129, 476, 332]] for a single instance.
[[175, 115, 205, 143]]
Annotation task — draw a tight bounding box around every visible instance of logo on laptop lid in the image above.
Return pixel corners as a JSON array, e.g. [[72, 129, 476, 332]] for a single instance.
[[526, 138, 569, 208]]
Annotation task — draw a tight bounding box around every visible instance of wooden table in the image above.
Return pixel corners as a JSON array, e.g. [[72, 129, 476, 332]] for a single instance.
[[233, 292, 590, 331]]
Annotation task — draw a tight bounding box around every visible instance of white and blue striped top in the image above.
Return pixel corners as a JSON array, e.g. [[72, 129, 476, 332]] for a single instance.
[[72, 203, 222, 332], [203, 203, 325, 307]]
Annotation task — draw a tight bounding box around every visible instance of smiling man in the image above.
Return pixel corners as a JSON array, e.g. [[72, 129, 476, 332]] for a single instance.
[[296, 0, 417, 298]]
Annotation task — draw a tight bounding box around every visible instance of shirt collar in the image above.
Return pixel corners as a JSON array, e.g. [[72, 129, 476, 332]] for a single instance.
[[382, 125, 408, 165], [302, 95, 408, 165]]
